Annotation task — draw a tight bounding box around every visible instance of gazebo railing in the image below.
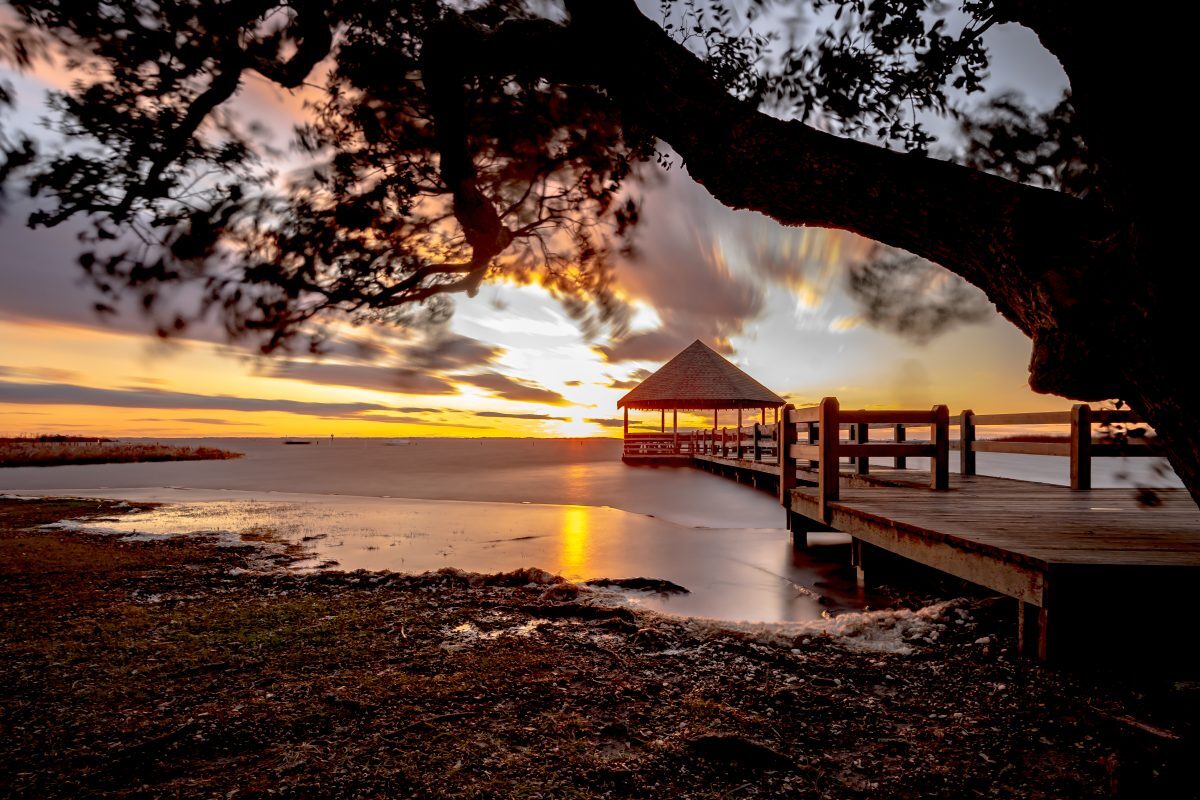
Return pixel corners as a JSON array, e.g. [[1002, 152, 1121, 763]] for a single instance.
[[688, 423, 778, 461]]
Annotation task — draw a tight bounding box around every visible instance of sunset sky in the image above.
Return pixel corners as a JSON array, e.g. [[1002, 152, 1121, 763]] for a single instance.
[[0, 11, 1071, 439]]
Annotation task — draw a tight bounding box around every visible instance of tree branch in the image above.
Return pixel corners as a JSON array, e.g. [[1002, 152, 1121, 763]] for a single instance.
[[436, 0, 1123, 395]]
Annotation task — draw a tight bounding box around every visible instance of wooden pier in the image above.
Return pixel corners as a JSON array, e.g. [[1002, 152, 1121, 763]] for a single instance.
[[619, 343, 1200, 661]]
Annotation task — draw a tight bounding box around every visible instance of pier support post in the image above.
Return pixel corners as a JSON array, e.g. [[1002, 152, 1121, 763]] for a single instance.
[[1018, 602, 1053, 661], [960, 410, 976, 476], [753, 422, 761, 461], [893, 424, 907, 469], [789, 511, 809, 550], [778, 403, 797, 507], [1070, 404, 1091, 490]]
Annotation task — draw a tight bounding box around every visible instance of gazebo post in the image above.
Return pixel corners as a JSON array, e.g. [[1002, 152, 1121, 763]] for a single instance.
[[736, 407, 742, 459], [672, 408, 678, 454], [660, 408, 665, 433], [623, 407, 628, 439]]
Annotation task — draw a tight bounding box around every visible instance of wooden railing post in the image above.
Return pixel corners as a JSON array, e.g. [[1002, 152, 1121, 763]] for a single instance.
[[893, 424, 906, 469], [1070, 404, 1091, 490], [753, 422, 762, 461], [818, 397, 840, 521], [778, 404, 796, 506], [931, 404, 950, 490], [721, 427, 727, 458], [855, 422, 870, 476], [807, 422, 818, 468], [960, 409, 976, 476]]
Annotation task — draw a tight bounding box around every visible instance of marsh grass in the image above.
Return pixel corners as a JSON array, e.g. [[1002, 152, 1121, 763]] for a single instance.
[[0, 440, 241, 467]]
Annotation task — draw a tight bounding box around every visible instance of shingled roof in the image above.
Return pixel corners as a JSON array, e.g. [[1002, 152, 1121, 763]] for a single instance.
[[616, 340, 786, 410]]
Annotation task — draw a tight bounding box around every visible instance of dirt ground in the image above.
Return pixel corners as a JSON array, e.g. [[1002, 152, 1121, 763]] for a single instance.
[[1, 498, 1197, 799]]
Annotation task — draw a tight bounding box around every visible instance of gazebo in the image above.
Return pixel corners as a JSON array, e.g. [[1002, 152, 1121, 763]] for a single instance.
[[616, 339, 785, 459]]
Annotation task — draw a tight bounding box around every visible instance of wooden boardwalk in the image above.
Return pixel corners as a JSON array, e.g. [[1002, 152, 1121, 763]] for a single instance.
[[626, 398, 1200, 660]]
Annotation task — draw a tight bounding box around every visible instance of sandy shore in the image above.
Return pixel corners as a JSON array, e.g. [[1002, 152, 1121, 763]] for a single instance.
[[1, 498, 1195, 798]]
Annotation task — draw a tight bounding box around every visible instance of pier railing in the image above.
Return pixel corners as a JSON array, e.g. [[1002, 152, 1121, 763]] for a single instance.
[[690, 423, 778, 461], [623, 401, 1162, 494], [958, 405, 1159, 489], [778, 398, 951, 521]]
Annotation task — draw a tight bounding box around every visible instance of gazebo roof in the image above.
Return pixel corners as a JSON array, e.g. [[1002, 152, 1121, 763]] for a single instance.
[[616, 340, 786, 410]]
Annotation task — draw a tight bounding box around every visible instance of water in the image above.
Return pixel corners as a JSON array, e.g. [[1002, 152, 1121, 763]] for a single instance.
[[2, 437, 1183, 623]]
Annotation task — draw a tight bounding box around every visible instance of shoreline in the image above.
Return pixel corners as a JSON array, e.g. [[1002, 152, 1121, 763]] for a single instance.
[[2, 497, 1196, 798]]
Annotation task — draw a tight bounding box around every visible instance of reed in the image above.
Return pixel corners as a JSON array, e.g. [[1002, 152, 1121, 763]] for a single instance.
[[0, 440, 242, 468]]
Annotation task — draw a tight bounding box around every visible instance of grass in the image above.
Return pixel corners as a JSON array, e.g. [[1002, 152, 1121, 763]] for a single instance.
[[0, 440, 242, 468], [0, 498, 1195, 798]]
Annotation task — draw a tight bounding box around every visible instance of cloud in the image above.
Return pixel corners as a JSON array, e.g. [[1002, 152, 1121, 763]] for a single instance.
[[263, 361, 458, 395], [563, 380, 583, 387], [398, 330, 503, 372], [585, 417, 625, 428], [606, 368, 652, 390], [0, 379, 429, 417], [328, 412, 492, 428], [597, 163, 879, 363], [474, 411, 571, 421], [596, 170, 767, 363], [130, 417, 262, 426], [454, 372, 569, 405], [259, 329, 504, 396], [0, 365, 81, 381]]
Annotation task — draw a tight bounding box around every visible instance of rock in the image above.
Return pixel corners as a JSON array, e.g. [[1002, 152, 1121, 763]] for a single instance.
[[687, 733, 793, 771], [540, 583, 581, 602], [584, 577, 690, 595], [599, 721, 629, 738]]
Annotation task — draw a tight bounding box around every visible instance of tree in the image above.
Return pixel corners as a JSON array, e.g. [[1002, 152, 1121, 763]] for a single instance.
[[1, 0, 1197, 505]]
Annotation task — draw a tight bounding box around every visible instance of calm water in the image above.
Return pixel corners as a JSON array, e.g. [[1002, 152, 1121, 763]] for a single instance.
[[2, 437, 1183, 622]]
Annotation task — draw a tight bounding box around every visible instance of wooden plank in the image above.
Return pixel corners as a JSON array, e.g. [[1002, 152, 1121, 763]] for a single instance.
[[793, 443, 934, 459], [1091, 409, 1142, 424], [971, 411, 1072, 425], [789, 406, 820, 424], [788, 489, 1047, 604], [840, 409, 937, 424], [971, 441, 1073, 456]]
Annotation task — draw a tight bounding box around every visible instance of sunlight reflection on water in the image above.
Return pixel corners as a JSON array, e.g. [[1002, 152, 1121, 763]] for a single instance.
[[35, 489, 871, 623]]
